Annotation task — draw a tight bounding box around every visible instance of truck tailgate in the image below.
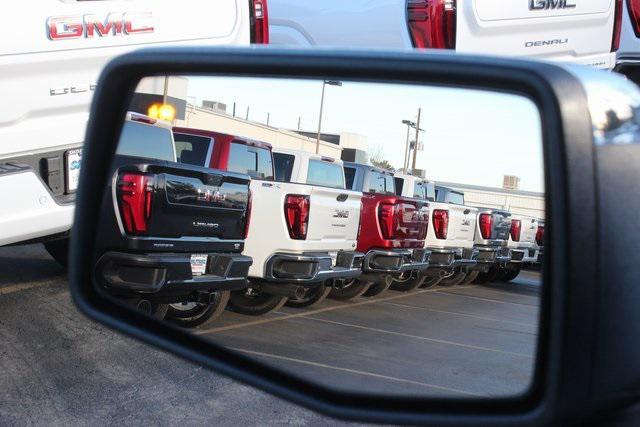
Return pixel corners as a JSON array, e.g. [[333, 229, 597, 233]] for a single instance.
[[457, 0, 615, 67], [518, 217, 539, 246], [491, 211, 512, 241], [446, 205, 477, 248], [305, 187, 361, 243], [0, 0, 248, 158], [117, 162, 250, 240]]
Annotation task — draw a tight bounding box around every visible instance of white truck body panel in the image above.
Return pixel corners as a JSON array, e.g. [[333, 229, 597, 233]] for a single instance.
[[245, 149, 361, 278], [269, 0, 615, 68], [0, 0, 250, 246], [508, 214, 540, 262]]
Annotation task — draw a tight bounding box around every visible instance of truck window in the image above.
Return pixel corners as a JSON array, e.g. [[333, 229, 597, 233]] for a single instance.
[[344, 166, 357, 190], [306, 160, 345, 189], [228, 142, 274, 180], [116, 121, 176, 162], [448, 191, 465, 205], [369, 171, 395, 194], [425, 182, 436, 201], [273, 152, 295, 182], [173, 133, 212, 167], [413, 181, 427, 200], [394, 177, 404, 196]]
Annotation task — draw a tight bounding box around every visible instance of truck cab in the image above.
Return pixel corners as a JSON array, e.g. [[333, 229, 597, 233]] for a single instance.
[[94, 114, 253, 327], [343, 163, 430, 296]]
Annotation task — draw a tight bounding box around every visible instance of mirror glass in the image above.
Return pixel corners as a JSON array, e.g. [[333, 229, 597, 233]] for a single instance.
[[93, 75, 544, 398]]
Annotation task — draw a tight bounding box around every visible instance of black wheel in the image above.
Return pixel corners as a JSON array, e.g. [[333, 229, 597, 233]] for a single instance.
[[227, 285, 287, 316], [419, 275, 443, 288], [362, 275, 392, 297], [439, 269, 467, 286], [44, 238, 69, 269], [390, 271, 425, 292], [165, 290, 230, 328], [329, 279, 371, 301], [151, 303, 169, 320], [474, 265, 501, 284], [285, 283, 331, 308], [124, 298, 168, 320], [461, 270, 480, 285], [501, 267, 521, 282]]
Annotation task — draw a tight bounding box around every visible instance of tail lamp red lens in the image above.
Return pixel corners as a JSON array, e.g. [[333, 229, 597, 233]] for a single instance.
[[117, 172, 153, 235], [510, 219, 522, 242], [611, 0, 623, 51], [250, 0, 269, 44], [378, 203, 398, 240], [479, 213, 493, 240], [407, 0, 456, 49], [284, 194, 309, 240], [243, 190, 253, 239], [418, 206, 429, 240], [536, 225, 545, 246], [432, 209, 449, 240]]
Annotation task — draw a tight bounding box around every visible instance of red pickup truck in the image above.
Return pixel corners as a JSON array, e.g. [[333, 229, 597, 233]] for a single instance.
[[338, 162, 430, 298]]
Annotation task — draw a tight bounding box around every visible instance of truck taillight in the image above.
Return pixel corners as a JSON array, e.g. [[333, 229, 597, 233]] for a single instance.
[[510, 219, 522, 242], [535, 225, 544, 246], [243, 190, 252, 239], [612, 0, 623, 51], [378, 203, 398, 240], [407, 0, 456, 49], [479, 213, 493, 240], [432, 209, 449, 240], [117, 173, 153, 235], [284, 194, 309, 240], [418, 207, 429, 240], [250, 0, 269, 44]]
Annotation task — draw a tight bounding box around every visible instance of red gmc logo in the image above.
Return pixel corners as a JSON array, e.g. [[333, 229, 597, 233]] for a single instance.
[[47, 12, 154, 40]]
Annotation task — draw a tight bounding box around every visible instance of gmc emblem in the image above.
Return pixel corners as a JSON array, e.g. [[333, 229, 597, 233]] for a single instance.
[[529, 0, 576, 10], [47, 12, 154, 40]]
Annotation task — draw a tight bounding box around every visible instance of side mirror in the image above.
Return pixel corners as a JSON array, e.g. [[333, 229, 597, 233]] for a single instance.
[[69, 47, 640, 424]]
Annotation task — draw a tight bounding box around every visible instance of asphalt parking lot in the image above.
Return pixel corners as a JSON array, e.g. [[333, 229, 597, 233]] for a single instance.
[[0, 244, 540, 424]]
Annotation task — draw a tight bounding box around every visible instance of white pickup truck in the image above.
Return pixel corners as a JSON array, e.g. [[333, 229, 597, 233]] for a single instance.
[[499, 214, 541, 281], [269, 0, 620, 69], [0, 0, 267, 265], [467, 207, 513, 284], [393, 174, 478, 288], [227, 147, 364, 314]]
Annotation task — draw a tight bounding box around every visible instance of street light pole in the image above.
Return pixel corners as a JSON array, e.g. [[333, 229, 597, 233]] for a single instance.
[[315, 80, 342, 154], [401, 119, 415, 171], [411, 107, 422, 171]]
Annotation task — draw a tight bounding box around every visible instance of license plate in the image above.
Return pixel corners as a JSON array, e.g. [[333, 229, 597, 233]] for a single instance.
[[65, 149, 82, 193], [190, 254, 208, 276]]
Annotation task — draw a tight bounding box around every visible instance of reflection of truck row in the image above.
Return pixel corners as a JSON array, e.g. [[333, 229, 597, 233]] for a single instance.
[[0, 0, 269, 265]]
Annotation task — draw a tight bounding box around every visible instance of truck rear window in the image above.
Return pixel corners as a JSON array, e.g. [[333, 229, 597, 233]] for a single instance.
[[173, 133, 212, 167], [369, 171, 395, 195], [306, 160, 345, 189], [273, 152, 295, 182], [344, 167, 357, 190], [435, 187, 465, 205], [228, 142, 274, 180], [116, 121, 176, 162]]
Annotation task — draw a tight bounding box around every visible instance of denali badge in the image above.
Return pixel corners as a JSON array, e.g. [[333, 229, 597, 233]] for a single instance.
[[529, 0, 576, 10], [461, 218, 471, 226], [525, 38, 568, 47], [333, 209, 350, 219], [196, 188, 226, 203], [192, 221, 219, 229], [47, 12, 153, 40]]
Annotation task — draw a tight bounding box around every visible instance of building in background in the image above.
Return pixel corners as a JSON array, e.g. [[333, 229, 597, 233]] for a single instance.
[[294, 131, 368, 163], [436, 181, 544, 219]]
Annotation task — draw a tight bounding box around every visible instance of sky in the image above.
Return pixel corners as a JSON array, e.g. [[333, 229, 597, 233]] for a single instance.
[[186, 76, 544, 192]]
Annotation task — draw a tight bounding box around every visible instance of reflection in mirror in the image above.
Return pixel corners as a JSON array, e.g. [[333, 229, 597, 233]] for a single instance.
[[93, 75, 544, 398]]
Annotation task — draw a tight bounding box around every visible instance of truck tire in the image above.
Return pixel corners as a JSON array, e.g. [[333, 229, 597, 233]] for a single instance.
[[501, 267, 521, 282], [473, 265, 501, 284], [329, 279, 372, 301], [439, 270, 467, 286], [461, 270, 480, 285], [420, 275, 443, 288], [228, 288, 287, 316], [125, 298, 168, 320], [165, 291, 230, 328], [362, 275, 393, 297], [285, 283, 332, 308], [44, 238, 69, 269], [390, 271, 425, 292]]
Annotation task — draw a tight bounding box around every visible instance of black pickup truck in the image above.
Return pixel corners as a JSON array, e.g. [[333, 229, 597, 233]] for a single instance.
[[93, 113, 252, 327]]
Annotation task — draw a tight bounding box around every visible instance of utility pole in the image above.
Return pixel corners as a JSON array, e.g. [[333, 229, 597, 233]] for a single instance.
[[411, 107, 422, 171], [297, 116, 301, 131], [246, 106, 250, 120], [162, 76, 169, 104], [316, 80, 342, 154], [232, 102, 236, 117], [401, 119, 415, 171], [267, 112, 270, 126]]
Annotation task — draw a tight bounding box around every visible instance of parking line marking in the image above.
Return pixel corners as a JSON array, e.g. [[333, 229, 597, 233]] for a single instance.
[[378, 301, 536, 328], [434, 290, 540, 308], [230, 347, 480, 397], [0, 278, 65, 296], [195, 286, 474, 335], [294, 316, 533, 358]]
